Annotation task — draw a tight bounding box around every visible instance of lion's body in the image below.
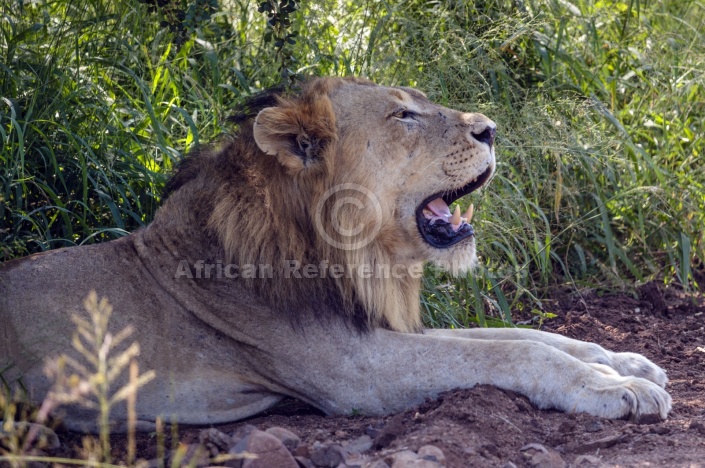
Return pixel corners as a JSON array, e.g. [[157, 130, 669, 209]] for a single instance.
[[1, 78, 671, 431]]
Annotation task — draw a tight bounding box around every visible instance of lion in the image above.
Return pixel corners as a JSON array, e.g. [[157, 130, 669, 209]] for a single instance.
[[0, 77, 671, 432]]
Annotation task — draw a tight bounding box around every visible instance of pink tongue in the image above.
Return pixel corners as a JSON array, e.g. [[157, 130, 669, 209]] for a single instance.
[[426, 198, 451, 218]]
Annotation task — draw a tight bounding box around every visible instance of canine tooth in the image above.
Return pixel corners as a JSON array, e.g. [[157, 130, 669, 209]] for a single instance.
[[451, 205, 461, 226], [464, 203, 474, 223]]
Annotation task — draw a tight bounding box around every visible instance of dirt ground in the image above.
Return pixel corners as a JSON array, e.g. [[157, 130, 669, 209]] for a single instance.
[[53, 283, 704, 467]]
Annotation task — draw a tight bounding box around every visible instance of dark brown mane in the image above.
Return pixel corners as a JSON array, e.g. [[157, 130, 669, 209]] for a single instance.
[[162, 145, 218, 200]]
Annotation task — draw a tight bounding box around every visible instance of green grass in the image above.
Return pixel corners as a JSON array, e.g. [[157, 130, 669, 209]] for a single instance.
[[1, 0, 703, 327]]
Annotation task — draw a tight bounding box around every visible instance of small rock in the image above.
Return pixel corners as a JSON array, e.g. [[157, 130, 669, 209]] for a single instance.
[[574, 455, 603, 466], [266, 426, 301, 451], [584, 420, 603, 433], [229, 429, 298, 468], [387, 450, 418, 465], [501, 463, 518, 468], [529, 450, 565, 468], [344, 451, 366, 468], [389, 450, 432, 468], [335, 430, 348, 438], [520, 443, 565, 468], [345, 435, 374, 454], [417, 445, 445, 464], [392, 459, 442, 468], [200, 427, 235, 455], [310, 444, 345, 467]]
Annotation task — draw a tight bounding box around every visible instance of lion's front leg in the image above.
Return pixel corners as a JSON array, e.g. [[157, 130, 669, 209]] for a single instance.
[[424, 328, 668, 388], [277, 329, 671, 423]]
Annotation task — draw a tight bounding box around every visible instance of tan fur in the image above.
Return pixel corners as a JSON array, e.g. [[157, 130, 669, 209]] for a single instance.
[[0, 78, 671, 432]]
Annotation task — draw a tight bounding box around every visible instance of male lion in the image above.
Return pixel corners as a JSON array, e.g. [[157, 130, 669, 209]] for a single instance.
[[1, 77, 671, 431]]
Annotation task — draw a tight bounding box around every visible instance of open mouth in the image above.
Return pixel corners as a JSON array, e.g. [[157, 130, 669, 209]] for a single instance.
[[415, 166, 494, 249]]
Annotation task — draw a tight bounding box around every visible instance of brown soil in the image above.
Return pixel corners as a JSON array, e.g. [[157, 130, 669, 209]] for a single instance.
[[55, 284, 705, 467]]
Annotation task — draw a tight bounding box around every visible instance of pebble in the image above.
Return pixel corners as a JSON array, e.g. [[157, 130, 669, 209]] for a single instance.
[[417, 445, 445, 464], [520, 443, 565, 468], [310, 443, 345, 467], [229, 429, 298, 468], [385, 449, 445, 467], [199, 427, 235, 454], [528, 450, 565, 468], [393, 458, 443, 468], [388, 450, 419, 468], [387, 450, 418, 466], [266, 426, 301, 451], [344, 434, 374, 454]]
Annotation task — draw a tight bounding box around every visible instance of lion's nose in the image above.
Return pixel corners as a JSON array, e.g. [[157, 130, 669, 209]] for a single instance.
[[471, 123, 496, 148]]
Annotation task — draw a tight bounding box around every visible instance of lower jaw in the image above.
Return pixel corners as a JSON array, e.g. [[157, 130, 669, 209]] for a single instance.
[[426, 243, 477, 275]]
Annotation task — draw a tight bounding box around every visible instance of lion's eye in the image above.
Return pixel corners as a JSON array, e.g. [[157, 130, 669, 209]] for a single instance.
[[392, 109, 416, 121]]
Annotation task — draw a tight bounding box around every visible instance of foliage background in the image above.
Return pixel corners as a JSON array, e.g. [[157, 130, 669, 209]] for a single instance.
[[1, 0, 703, 326]]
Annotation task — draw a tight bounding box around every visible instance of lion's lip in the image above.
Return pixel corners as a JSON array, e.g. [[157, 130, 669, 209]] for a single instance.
[[415, 166, 493, 249]]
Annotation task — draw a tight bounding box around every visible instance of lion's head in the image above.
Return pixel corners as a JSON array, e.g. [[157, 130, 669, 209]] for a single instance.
[[163, 77, 495, 333]]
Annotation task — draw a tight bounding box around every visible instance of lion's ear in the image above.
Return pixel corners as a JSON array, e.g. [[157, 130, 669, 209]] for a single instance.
[[253, 97, 337, 171]]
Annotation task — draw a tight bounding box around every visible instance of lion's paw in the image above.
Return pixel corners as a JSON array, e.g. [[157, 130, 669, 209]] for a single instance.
[[607, 351, 668, 388], [577, 374, 672, 423]]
